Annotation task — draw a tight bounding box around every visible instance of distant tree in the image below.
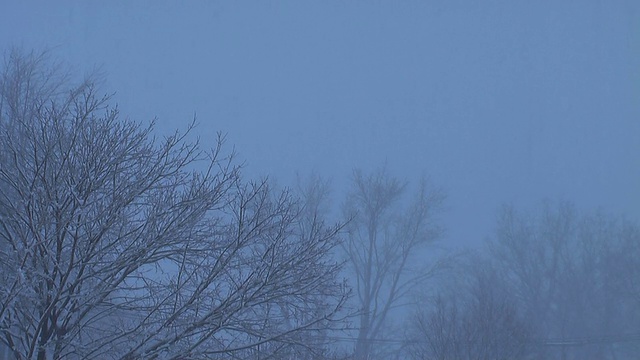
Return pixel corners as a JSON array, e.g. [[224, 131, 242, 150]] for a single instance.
[[490, 201, 640, 360], [342, 168, 444, 360], [405, 258, 532, 360], [0, 49, 347, 360]]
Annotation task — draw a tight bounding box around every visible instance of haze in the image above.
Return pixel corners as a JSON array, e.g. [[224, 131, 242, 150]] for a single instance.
[[2, 1, 638, 247], [2, 1, 640, 359]]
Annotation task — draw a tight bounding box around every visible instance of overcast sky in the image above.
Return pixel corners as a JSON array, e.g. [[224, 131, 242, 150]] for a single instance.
[[1, 0, 638, 247]]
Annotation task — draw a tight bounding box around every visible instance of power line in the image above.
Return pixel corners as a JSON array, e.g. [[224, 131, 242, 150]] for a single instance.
[[317, 333, 640, 347]]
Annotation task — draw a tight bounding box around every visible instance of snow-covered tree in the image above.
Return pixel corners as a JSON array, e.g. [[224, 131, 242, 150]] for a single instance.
[[0, 49, 347, 360]]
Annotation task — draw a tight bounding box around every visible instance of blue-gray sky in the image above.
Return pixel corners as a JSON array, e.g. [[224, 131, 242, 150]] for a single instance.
[[2, 0, 639, 247]]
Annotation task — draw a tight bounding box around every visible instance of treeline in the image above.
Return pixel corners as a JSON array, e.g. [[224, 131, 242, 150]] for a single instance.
[[405, 202, 640, 360]]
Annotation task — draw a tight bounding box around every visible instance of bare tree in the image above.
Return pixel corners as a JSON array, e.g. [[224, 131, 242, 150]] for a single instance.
[[342, 168, 444, 359], [406, 261, 532, 360], [0, 49, 347, 360], [490, 201, 640, 360]]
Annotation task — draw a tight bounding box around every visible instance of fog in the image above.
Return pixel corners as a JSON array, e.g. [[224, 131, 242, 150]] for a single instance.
[[1, 1, 639, 359]]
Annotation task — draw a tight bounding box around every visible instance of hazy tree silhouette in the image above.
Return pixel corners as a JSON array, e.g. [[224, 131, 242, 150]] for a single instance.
[[342, 168, 444, 359]]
